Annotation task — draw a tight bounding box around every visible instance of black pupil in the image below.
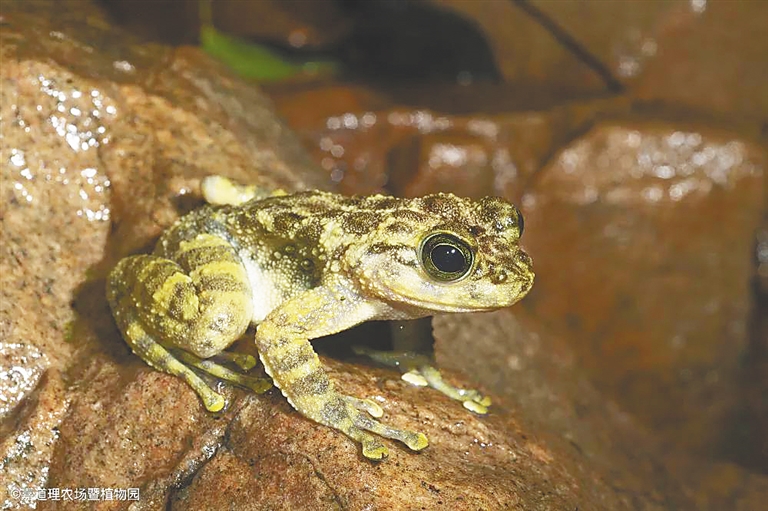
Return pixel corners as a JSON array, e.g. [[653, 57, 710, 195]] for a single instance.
[[431, 244, 466, 274]]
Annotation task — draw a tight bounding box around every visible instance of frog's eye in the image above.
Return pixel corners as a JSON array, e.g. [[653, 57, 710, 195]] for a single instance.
[[420, 232, 474, 282]]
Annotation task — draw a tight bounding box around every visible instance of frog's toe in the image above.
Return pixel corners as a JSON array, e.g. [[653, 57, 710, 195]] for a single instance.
[[173, 349, 272, 395], [226, 352, 258, 371], [242, 375, 273, 394], [463, 399, 489, 415], [361, 436, 389, 460], [342, 395, 384, 418], [201, 389, 227, 413], [407, 432, 429, 451]]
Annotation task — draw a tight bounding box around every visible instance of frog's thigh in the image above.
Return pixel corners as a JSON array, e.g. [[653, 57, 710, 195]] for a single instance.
[[114, 235, 253, 357], [108, 239, 254, 409]]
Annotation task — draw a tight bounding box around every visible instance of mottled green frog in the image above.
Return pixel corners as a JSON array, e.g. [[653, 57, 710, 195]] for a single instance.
[[107, 176, 534, 460]]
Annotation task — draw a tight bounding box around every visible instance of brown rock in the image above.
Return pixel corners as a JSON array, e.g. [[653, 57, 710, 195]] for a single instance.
[[269, 82, 629, 199], [3, 1, 767, 510], [438, 1, 768, 119], [0, 371, 69, 508], [434, 310, 768, 511], [172, 355, 659, 510], [522, 119, 766, 456]]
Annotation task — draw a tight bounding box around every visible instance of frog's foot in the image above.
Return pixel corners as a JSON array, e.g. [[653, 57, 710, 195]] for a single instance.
[[116, 316, 227, 412], [353, 346, 491, 414], [172, 349, 273, 394], [201, 175, 287, 206], [325, 395, 428, 460]]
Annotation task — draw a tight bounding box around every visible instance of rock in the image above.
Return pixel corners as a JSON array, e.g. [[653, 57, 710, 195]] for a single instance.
[[268, 82, 629, 198], [436, 1, 768, 119], [1, 0, 320, 508], [434, 310, 768, 511], [522, 120, 766, 456], [2, 1, 767, 510], [431, 0, 611, 93]]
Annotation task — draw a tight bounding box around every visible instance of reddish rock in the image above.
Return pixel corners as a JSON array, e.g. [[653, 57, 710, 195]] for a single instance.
[[522, 120, 766, 456], [269, 82, 629, 199], [2, 1, 767, 511]]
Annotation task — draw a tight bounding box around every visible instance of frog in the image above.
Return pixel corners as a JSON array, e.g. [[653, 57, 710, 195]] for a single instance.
[[107, 175, 534, 460]]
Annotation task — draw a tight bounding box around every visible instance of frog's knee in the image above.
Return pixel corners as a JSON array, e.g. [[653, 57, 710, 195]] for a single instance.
[[185, 342, 222, 359], [187, 313, 249, 358]]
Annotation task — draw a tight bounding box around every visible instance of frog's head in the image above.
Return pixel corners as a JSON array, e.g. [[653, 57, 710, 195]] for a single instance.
[[346, 193, 534, 315]]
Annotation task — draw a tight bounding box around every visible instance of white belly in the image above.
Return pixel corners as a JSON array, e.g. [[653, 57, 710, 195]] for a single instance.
[[241, 256, 283, 323]]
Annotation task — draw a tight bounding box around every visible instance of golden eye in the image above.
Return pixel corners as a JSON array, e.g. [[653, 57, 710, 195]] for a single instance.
[[420, 232, 474, 282]]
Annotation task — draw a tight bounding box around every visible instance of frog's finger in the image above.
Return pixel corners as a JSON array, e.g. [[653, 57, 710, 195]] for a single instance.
[[341, 395, 384, 418], [416, 365, 491, 414], [343, 425, 389, 460]]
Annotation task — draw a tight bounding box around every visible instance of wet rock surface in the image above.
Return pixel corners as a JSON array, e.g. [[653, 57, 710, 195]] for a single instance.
[[522, 121, 765, 456], [1, 0, 767, 510], [0, 0, 320, 508]]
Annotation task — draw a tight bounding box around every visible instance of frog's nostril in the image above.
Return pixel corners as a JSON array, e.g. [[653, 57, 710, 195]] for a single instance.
[[514, 252, 533, 271]]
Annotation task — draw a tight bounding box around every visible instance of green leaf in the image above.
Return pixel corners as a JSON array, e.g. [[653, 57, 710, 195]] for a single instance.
[[200, 25, 336, 81]]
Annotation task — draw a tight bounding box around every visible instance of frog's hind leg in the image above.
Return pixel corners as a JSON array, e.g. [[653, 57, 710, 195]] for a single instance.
[[201, 175, 287, 206], [107, 234, 256, 411], [111, 307, 228, 412]]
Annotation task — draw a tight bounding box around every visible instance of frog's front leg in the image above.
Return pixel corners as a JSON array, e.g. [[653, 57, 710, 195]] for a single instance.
[[255, 284, 428, 460], [107, 233, 271, 411], [352, 346, 492, 414]]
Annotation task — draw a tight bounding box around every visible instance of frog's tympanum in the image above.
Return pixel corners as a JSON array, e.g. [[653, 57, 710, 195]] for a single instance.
[[107, 176, 534, 460]]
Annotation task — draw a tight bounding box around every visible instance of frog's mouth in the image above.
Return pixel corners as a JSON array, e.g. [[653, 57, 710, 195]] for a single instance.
[[377, 274, 534, 314]]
